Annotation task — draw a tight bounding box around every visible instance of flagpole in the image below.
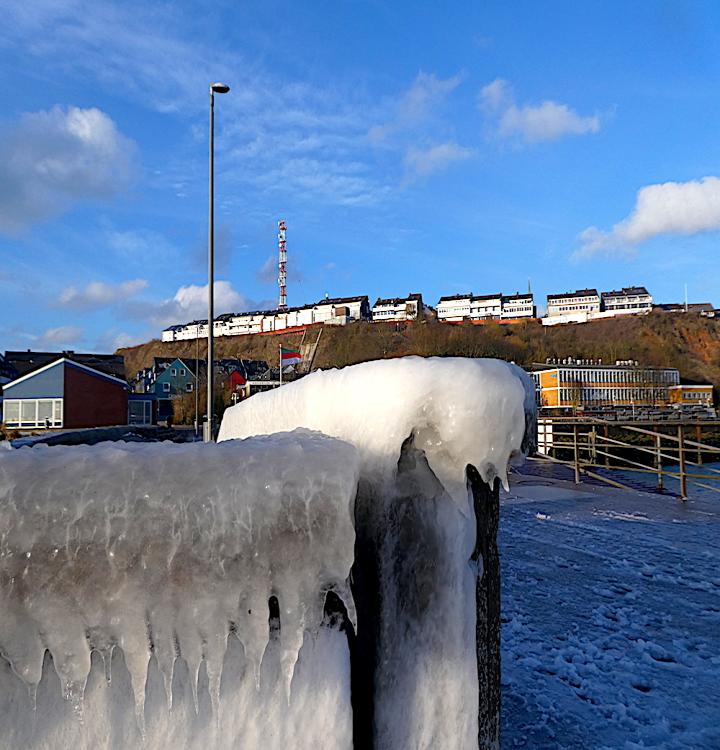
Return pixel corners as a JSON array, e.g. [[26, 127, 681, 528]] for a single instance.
[[279, 344, 282, 386]]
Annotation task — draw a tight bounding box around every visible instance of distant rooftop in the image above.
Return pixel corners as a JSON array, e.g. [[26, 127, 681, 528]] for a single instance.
[[547, 289, 599, 301], [4, 350, 125, 379], [602, 286, 650, 298]]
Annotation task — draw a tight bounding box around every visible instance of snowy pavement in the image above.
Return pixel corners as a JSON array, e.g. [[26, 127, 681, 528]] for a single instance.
[[500, 473, 720, 749]]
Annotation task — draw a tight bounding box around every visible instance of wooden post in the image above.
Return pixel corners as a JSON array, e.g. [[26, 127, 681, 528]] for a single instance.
[[470, 472, 501, 750], [696, 423, 703, 465], [589, 426, 597, 465], [573, 424, 580, 484], [604, 424, 610, 469], [678, 424, 687, 500], [654, 427, 663, 491]]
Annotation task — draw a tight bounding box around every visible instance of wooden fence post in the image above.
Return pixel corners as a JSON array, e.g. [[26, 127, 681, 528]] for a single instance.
[[470, 472, 501, 750], [696, 423, 703, 465], [604, 424, 610, 469], [654, 427, 663, 491], [573, 424, 580, 484], [678, 424, 687, 500]]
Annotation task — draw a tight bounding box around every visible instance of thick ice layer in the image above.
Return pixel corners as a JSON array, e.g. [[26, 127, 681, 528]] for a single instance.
[[219, 357, 535, 749], [0, 433, 358, 747], [219, 356, 534, 503]]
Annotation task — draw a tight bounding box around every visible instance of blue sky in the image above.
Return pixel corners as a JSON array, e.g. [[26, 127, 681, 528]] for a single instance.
[[2, 0, 720, 352]]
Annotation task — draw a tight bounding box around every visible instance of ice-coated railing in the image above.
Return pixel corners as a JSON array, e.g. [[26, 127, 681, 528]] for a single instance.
[[0, 432, 359, 749], [0, 356, 535, 750]]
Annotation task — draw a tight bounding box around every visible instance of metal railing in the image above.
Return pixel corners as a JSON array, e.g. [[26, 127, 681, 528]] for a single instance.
[[534, 417, 720, 499]]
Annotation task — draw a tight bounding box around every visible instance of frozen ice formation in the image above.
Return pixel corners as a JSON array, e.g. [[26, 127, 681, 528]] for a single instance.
[[0, 356, 535, 750], [0, 432, 358, 748], [219, 356, 535, 749], [219, 356, 535, 502]]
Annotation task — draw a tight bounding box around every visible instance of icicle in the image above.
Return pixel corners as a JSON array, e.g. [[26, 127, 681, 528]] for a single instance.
[[277, 584, 304, 702]]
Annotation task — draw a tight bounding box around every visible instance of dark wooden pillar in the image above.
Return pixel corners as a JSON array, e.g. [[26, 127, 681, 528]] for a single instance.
[[468, 467, 501, 750]]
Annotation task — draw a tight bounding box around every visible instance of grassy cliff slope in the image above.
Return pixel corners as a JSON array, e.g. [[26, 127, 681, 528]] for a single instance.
[[117, 313, 720, 393]]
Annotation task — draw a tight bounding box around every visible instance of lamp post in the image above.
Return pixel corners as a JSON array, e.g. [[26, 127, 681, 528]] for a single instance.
[[205, 81, 230, 442]]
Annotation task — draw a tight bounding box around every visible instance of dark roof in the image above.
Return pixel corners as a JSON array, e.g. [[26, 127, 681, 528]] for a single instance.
[[373, 293, 424, 306], [602, 286, 650, 298], [471, 293, 503, 302], [438, 293, 473, 302], [0, 353, 18, 382], [502, 293, 533, 301], [4, 350, 125, 379], [547, 289, 599, 301], [316, 295, 369, 305]]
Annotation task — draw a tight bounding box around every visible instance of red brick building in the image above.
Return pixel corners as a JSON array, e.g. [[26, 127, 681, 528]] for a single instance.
[[2, 357, 128, 429]]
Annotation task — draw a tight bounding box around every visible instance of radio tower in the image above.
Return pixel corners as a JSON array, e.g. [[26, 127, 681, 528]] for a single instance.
[[278, 219, 287, 309]]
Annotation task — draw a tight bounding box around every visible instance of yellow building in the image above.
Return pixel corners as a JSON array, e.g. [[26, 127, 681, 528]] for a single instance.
[[668, 384, 714, 406], [531, 362, 680, 410]]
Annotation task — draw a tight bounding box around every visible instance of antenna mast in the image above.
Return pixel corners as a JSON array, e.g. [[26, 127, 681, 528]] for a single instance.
[[278, 219, 287, 309]]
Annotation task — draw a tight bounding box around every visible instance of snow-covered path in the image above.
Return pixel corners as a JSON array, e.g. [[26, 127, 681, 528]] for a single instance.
[[500, 475, 720, 749]]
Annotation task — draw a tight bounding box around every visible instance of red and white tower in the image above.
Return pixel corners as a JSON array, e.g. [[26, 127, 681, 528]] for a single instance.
[[278, 219, 287, 309]]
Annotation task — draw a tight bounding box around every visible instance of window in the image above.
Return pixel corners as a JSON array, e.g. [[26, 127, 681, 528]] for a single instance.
[[3, 400, 20, 425], [180, 368, 185, 376], [171, 368, 177, 376], [3, 399, 63, 428], [21, 401, 35, 425], [163, 382, 171, 392], [186, 383, 193, 392]]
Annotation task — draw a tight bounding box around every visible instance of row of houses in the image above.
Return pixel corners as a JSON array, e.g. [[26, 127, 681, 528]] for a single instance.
[[163, 282, 715, 341], [543, 286, 653, 326], [163, 295, 373, 341], [161, 291, 537, 341], [436, 292, 535, 321]]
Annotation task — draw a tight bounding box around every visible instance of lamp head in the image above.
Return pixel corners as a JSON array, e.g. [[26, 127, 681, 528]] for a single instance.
[[210, 82, 230, 94]]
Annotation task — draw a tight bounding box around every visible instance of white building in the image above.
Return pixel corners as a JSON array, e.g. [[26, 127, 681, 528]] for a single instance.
[[437, 293, 502, 322], [438, 292, 533, 322], [436, 294, 473, 322], [312, 296, 370, 325], [470, 294, 502, 320], [161, 325, 184, 343], [161, 296, 370, 342], [546, 289, 601, 318], [601, 287, 653, 315], [501, 293, 535, 319], [372, 293, 424, 322]]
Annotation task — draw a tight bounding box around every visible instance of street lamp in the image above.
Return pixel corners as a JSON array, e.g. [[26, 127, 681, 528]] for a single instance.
[[205, 81, 230, 442]]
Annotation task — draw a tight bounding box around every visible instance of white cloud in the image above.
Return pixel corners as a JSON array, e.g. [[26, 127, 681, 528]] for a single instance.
[[404, 142, 475, 179], [36, 325, 84, 348], [59, 279, 148, 309], [479, 79, 601, 143], [369, 72, 463, 142], [172, 281, 247, 318], [576, 176, 720, 257], [139, 280, 268, 329], [3, 1, 388, 208], [0, 105, 136, 232]]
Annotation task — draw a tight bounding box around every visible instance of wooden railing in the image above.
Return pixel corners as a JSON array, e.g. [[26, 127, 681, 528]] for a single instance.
[[534, 417, 720, 499]]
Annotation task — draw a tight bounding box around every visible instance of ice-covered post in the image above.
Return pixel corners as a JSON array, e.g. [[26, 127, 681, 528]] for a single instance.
[[219, 356, 536, 750], [469, 469, 501, 750]]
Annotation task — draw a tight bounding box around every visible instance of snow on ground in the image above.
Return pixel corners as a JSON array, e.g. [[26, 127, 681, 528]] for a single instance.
[[500, 472, 720, 749]]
